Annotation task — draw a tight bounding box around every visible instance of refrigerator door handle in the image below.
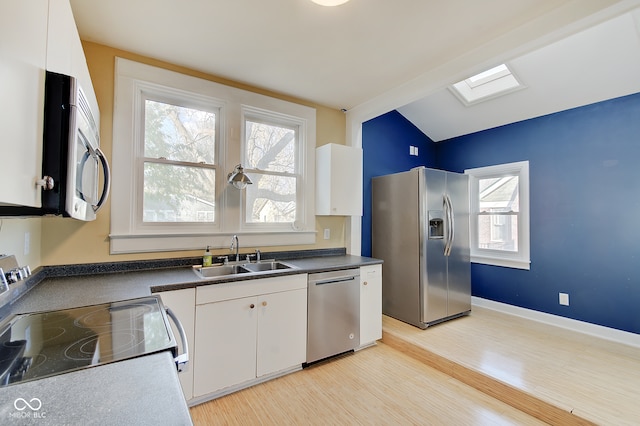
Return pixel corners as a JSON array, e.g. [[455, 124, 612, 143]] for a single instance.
[[444, 194, 454, 256]]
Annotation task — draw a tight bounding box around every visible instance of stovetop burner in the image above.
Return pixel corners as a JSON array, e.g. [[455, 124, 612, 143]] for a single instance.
[[0, 296, 177, 387]]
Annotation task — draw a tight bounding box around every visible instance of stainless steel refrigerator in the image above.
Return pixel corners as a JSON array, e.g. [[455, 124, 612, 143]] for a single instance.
[[372, 167, 471, 329]]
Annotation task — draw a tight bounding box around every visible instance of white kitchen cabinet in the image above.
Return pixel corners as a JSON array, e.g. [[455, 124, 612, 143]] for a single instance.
[[0, 0, 97, 209], [158, 288, 196, 401], [360, 264, 382, 346], [193, 274, 307, 398], [256, 288, 307, 377], [316, 143, 363, 216], [0, 0, 48, 207], [46, 0, 99, 123]]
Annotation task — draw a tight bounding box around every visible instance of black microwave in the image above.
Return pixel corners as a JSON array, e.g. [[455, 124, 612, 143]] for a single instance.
[[0, 71, 110, 221]]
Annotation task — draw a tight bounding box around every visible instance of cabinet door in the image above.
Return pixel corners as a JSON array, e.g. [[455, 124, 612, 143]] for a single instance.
[[46, 0, 75, 76], [256, 288, 307, 377], [47, 0, 99, 124], [194, 296, 257, 397], [316, 144, 363, 215], [0, 0, 48, 207], [360, 264, 382, 346], [158, 288, 195, 401]]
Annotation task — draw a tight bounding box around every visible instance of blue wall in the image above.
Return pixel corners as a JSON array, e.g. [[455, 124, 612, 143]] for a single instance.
[[361, 110, 436, 257], [362, 93, 640, 334]]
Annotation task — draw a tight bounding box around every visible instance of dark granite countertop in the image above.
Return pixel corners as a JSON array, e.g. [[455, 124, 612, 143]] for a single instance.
[[7, 252, 382, 316], [0, 351, 192, 425], [0, 249, 381, 425]]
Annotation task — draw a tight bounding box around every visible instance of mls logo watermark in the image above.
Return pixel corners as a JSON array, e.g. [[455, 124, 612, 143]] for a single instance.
[[10, 398, 46, 419]]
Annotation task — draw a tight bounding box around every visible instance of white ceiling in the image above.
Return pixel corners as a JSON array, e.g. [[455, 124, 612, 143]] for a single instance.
[[398, 7, 640, 141], [69, 0, 640, 140]]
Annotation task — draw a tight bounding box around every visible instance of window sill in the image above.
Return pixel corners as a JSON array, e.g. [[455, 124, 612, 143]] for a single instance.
[[471, 255, 530, 270], [109, 231, 317, 254]]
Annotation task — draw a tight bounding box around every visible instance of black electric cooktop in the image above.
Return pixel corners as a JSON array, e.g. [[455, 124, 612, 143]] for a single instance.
[[0, 296, 177, 387]]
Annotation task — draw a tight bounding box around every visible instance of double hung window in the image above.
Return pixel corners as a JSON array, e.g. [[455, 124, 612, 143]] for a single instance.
[[465, 161, 530, 269], [141, 96, 218, 224], [242, 111, 302, 227], [110, 58, 315, 254]]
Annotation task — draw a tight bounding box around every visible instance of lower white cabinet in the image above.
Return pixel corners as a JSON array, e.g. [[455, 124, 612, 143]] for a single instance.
[[193, 274, 307, 398], [157, 287, 196, 401], [360, 264, 382, 346], [157, 265, 379, 403]]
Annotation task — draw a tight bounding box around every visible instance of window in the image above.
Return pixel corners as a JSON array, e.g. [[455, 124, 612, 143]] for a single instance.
[[111, 58, 316, 254], [243, 111, 301, 226], [465, 161, 530, 269], [142, 97, 217, 224], [450, 64, 524, 106]]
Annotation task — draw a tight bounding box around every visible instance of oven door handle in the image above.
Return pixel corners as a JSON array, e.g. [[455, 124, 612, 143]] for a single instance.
[[165, 307, 189, 372]]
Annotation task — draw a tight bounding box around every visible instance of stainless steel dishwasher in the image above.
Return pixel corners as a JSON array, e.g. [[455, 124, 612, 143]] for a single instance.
[[306, 268, 360, 364]]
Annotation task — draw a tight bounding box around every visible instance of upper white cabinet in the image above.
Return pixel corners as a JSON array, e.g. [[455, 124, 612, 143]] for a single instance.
[[0, 0, 48, 207], [316, 143, 363, 216], [47, 0, 99, 125], [0, 0, 97, 209]]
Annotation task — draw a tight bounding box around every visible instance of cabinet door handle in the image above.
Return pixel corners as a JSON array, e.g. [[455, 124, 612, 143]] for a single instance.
[[249, 303, 255, 309], [363, 281, 368, 286], [262, 301, 268, 307]]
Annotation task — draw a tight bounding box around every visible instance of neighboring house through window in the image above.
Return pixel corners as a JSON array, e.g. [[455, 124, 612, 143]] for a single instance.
[[465, 161, 530, 270], [110, 58, 316, 254]]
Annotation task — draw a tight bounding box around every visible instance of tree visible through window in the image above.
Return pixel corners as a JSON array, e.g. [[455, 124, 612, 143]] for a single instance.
[[244, 118, 298, 224], [143, 99, 217, 223]]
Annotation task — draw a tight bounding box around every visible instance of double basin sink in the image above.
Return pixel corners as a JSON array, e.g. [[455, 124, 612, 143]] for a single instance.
[[193, 260, 296, 279]]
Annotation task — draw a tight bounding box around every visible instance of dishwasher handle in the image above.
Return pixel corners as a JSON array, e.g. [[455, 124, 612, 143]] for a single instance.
[[165, 307, 189, 372], [311, 276, 357, 286]]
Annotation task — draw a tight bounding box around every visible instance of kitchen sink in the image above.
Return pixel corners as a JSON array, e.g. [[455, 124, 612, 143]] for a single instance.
[[193, 264, 250, 278], [192, 260, 296, 279], [240, 261, 294, 273]]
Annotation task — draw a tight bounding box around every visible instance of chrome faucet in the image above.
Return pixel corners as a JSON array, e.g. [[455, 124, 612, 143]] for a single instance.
[[230, 235, 239, 262]]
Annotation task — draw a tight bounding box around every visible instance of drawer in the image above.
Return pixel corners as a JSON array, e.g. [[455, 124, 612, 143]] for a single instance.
[[196, 273, 307, 305]]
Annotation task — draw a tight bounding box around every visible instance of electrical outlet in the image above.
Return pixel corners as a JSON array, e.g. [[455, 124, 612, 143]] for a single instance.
[[323, 229, 330, 240], [559, 292, 569, 306]]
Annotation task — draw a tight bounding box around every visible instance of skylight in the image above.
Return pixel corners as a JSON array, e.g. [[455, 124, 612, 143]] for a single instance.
[[450, 64, 523, 106]]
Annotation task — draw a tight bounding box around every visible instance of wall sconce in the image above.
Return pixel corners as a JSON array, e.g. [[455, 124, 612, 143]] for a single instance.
[[227, 164, 253, 190]]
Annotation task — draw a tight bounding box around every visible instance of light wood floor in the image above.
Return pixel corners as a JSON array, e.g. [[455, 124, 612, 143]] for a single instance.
[[382, 307, 640, 426], [190, 307, 640, 425]]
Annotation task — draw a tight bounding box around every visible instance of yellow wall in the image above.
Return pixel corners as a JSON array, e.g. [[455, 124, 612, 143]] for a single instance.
[[38, 42, 347, 266]]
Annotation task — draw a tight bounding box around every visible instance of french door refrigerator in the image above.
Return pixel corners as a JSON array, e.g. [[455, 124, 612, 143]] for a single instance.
[[372, 167, 471, 329]]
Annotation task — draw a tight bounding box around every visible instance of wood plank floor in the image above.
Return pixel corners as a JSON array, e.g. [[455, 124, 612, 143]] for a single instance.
[[190, 342, 545, 425], [190, 306, 640, 425], [382, 306, 640, 426]]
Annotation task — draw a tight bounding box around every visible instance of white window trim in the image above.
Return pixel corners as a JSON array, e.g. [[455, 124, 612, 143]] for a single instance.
[[110, 58, 316, 254], [465, 161, 530, 270], [240, 106, 309, 232]]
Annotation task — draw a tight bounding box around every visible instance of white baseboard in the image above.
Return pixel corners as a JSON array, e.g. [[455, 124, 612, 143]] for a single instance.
[[472, 297, 640, 349]]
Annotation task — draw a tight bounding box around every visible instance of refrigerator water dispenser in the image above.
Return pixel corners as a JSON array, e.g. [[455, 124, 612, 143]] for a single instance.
[[428, 211, 444, 239]]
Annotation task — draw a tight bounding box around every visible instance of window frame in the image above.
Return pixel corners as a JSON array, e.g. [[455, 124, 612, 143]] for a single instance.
[[136, 87, 222, 232], [110, 58, 316, 254], [241, 106, 307, 231], [465, 161, 530, 270]]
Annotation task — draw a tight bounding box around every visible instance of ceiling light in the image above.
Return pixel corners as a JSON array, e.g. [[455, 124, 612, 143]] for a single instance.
[[450, 64, 524, 106], [227, 164, 253, 190], [311, 0, 350, 6]]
